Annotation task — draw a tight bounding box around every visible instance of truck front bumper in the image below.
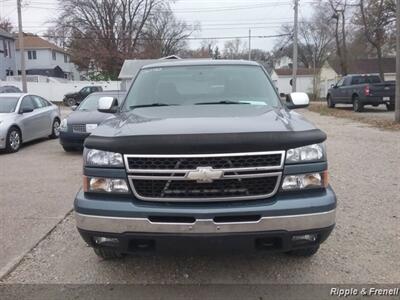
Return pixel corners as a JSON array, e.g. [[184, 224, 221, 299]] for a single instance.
[[74, 187, 336, 253]]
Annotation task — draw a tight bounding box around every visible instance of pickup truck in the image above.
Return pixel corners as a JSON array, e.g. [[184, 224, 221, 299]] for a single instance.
[[63, 86, 103, 107], [74, 60, 337, 259], [327, 74, 395, 112]]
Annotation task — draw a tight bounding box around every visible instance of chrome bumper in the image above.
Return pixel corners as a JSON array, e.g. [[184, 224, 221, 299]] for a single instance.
[[75, 209, 336, 234]]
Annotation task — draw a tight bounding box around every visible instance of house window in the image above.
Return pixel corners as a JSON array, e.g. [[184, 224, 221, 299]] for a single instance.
[[28, 50, 37, 60], [52, 50, 56, 60], [64, 54, 68, 63], [3, 40, 8, 57]]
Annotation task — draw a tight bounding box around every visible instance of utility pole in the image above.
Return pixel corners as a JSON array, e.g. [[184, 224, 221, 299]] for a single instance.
[[292, 0, 299, 93], [17, 0, 27, 92], [395, 0, 400, 123], [248, 29, 252, 61]]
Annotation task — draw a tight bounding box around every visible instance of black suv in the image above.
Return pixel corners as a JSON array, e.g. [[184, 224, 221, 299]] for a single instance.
[[74, 60, 336, 259], [63, 86, 103, 106]]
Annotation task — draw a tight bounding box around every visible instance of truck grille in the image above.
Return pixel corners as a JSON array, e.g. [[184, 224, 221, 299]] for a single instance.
[[124, 151, 284, 202], [72, 124, 86, 133]]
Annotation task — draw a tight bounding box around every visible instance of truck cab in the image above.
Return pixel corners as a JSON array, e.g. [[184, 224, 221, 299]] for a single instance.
[[74, 60, 336, 259]]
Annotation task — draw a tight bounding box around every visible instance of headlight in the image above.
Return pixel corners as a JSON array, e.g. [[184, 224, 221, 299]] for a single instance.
[[59, 119, 68, 131], [84, 148, 124, 167], [281, 171, 328, 191], [286, 143, 325, 163], [83, 176, 129, 193]]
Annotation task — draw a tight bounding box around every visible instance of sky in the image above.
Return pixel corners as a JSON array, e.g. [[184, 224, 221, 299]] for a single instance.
[[0, 0, 316, 52]]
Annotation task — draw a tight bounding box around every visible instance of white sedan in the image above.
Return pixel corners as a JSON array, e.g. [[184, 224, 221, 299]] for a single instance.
[[0, 93, 61, 153]]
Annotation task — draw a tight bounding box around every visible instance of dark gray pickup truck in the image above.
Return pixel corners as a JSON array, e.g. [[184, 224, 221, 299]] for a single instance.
[[327, 74, 395, 112], [74, 60, 337, 259]]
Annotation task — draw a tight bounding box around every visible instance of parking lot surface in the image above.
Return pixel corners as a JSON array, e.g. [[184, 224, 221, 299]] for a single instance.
[[0, 109, 399, 284]]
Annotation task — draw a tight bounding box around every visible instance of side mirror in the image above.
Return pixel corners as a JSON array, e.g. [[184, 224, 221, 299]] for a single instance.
[[98, 97, 119, 113], [279, 93, 286, 98], [330, 84, 335, 88], [71, 105, 77, 111], [286, 92, 310, 109], [20, 107, 34, 114]]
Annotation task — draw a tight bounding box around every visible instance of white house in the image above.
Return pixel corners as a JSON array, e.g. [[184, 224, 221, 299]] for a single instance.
[[15, 34, 79, 80], [0, 29, 17, 80], [270, 68, 316, 95]]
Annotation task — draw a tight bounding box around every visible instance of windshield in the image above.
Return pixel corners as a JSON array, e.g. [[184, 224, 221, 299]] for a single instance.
[[0, 97, 19, 113], [122, 65, 281, 111]]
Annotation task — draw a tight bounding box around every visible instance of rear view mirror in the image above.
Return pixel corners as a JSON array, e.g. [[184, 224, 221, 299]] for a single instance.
[[286, 92, 310, 109], [20, 107, 34, 114], [98, 97, 119, 113]]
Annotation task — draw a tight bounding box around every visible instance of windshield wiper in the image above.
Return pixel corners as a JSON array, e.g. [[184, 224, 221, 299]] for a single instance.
[[195, 100, 251, 105], [129, 103, 178, 109]]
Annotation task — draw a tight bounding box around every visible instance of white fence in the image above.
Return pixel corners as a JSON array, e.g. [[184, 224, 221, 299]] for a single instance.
[[0, 80, 122, 102]]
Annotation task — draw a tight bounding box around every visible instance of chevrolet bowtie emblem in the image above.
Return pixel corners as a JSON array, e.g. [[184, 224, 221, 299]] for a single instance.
[[186, 167, 224, 183]]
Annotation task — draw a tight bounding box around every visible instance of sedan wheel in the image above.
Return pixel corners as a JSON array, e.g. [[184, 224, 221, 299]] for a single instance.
[[6, 128, 21, 153], [49, 119, 60, 139]]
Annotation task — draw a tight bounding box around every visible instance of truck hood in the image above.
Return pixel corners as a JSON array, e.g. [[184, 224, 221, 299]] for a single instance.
[[66, 110, 112, 125], [85, 105, 327, 154]]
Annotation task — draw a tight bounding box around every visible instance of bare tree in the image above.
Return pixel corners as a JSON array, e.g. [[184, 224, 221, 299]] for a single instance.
[[141, 7, 196, 58], [223, 39, 247, 59], [49, 0, 168, 78], [328, 0, 349, 75], [0, 18, 13, 33], [358, 0, 395, 80]]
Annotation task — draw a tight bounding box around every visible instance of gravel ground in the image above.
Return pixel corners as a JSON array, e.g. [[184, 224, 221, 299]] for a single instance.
[[1, 109, 399, 284]]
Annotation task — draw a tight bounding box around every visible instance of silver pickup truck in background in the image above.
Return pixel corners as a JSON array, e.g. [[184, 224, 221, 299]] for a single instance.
[[326, 74, 395, 112]]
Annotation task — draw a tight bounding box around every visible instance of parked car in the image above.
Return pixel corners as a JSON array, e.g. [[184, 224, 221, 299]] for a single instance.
[[74, 60, 336, 259], [63, 86, 103, 106], [59, 91, 126, 152], [327, 74, 395, 112], [0, 93, 60, 153], [0, 86, 22, 93]]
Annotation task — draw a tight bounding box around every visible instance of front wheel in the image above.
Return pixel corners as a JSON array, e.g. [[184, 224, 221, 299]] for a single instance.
[[93, 247, 125, 260], [286, 245, 320, 257], [49, 119, 60, 139], [353, 96, 363, 112], [5, 127, 22, 153], [327, 95, 335, 108], [386, 103, 395, 111]]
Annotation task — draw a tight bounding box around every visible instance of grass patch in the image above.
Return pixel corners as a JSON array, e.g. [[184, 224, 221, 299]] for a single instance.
[[308, 102, 400, 131]]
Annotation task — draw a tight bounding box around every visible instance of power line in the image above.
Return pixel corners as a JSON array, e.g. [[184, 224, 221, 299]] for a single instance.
[[38, 33, 291, 41]]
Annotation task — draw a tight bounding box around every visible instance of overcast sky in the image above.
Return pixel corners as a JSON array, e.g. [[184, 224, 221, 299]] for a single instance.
[[1, 0, 315, 52]]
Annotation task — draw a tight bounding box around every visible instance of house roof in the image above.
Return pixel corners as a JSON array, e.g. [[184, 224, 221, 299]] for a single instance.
[[274, 68, 316, 76], [0, 28, 14, 39], [330, 58, 396, 75], [15, 34, 67, 54]]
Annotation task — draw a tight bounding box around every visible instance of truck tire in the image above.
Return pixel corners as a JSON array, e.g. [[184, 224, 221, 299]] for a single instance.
[[327, 95, 335, 108], [93, 247, 125, 260], [353, 96, 363, 112], [386, 103, 395, 111], [66, 98, 76, 107], [286, 245, 320, 257]]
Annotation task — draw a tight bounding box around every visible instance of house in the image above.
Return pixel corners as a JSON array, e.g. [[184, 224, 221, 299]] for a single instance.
[[319, 57, 397, 98], [15, 33, 79, 80], [270, 68, 317, 95], [118, 55, 182, 90], [0, 29, 17, 80]]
